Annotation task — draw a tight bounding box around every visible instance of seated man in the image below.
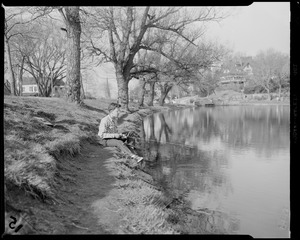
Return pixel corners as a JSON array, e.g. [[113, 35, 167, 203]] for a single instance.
[[97, 103, 143, 162]]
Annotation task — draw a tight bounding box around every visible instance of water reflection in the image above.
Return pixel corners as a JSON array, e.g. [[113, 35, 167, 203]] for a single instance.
[[140, 105, 290, 237]]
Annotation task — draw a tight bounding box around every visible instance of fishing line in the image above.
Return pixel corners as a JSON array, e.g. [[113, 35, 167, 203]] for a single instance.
[[126, 135, 196, 149]]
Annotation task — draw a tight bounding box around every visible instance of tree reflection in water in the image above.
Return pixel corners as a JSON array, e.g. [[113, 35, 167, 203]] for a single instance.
[[140, 112, 240, 234], [140, 105, 289, 235]]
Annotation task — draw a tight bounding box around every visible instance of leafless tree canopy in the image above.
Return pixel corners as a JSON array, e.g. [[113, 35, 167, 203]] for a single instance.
[[82, 6, 227, 108]]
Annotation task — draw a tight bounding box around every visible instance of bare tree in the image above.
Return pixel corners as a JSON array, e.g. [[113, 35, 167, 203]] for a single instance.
[[252, 49, 289, 100], [129, 49, 160, 106], [58, 7, 82, 104], [87, 7, 226, 110], [4, 8, 29, 96], [4, 7, 50, 96], [19, 24, 66, 97], [273, 56, 290, 101]]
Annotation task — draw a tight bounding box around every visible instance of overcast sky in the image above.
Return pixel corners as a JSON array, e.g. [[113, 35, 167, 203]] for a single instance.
[[206, 2, 290, 56]]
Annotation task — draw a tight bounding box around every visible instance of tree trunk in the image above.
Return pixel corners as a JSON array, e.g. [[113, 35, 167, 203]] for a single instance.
[[17, 56, 25, 96], [80, 74, 85, 100], [43, 76, 51, 97], [5, 36, 16, 96], [159, 84, 172, 106], [278, 84, 282, 101], [147, 81, 155, 106], [51, 75, 54, 97], [64, 7, 81, 104], [105, 78, 111, 99], [116, 69, 129, 110], [266, 88, 271, 101], [159, 91, 168, 106], [149, 115, 156, 142], [138, 80, 146, 107]]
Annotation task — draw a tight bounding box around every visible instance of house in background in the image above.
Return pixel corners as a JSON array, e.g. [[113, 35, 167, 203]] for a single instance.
[[22, 77, 39, 96], [22, 77, 65, 97], [219, 57, 253, 86]]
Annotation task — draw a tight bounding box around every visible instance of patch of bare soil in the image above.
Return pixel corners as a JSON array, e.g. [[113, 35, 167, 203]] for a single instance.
[[57, 142, 117, 234]]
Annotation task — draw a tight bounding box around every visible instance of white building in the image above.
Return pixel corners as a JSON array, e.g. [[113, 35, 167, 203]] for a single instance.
[[22, 77, 65, 97], [22, 77, 39, 96]]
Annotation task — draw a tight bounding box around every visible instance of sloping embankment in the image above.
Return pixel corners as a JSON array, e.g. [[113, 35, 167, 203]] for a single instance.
[[89, 105, 215, 234], [4, 97, 196, 234], [4, 96, 115, 234]]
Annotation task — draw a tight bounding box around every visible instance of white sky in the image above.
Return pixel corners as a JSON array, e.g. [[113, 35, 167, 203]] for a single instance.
[[205, 2, 290, 56]]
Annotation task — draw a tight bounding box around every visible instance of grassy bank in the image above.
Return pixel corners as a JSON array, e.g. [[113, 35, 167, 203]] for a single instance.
[[91, 108, 181, 234], [4, 97, 110, 201], [4, 96, 191, 234], [4, 96, 115, 234]]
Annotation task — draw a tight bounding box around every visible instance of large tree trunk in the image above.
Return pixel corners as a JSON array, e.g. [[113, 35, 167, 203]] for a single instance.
[[138, 80, 146, 107], [147, 81, 156, 106], [64, 7, 81, 104], [116, 69, 129, 110], [5, 36, 16, 96]]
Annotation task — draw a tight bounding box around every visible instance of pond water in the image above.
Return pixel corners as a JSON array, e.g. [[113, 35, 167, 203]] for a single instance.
[[140, 105, 290, 237]]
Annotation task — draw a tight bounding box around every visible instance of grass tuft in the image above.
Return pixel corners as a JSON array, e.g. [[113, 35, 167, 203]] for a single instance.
[[45, 134, 81, 158], [4, 135, 57, 200]]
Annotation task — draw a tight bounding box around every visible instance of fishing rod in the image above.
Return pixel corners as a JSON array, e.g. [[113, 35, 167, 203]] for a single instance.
[[123, 133, 196, 149]]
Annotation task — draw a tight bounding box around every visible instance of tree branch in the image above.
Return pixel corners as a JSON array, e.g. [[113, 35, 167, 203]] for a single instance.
[[109, 7, 122, 46], [57, 7, 68, 26], [89, 39, 112, 62]]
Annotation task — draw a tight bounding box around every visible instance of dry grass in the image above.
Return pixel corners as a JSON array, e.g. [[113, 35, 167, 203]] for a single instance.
[[4, 96, 113, 202], [102, 151, 180, 234], [4, 96, 187, 234], [4, 134, 57, 200]]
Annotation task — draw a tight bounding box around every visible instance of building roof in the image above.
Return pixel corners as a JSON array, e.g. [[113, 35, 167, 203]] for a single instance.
[[221, 56, 253, 77], [55, 79, 65, 86], [23, 77, 36, 85]]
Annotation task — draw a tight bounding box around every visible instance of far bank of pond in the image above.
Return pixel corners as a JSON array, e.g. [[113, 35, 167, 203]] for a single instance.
[[172, 90, 290, 107], [138, 105, 290, 237]]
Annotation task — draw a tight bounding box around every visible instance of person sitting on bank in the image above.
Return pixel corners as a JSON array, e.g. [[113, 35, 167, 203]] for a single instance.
[[97, 103, 143, 162]]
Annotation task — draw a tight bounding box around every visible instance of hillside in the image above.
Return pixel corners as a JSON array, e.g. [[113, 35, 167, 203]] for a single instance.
[[4, 96, 191, 234], [4, 96, 118, 233]]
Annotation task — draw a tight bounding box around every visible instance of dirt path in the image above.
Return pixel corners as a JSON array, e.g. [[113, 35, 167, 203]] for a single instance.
[[57, 142, 118, 234], [5, 142, 120, 235]]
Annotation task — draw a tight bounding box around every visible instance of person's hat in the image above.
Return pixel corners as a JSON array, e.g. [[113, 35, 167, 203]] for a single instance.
[[108, 103, 121, 112]]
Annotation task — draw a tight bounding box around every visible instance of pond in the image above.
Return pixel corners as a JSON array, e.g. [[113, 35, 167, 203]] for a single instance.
[[140, 105, 290, 237]]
